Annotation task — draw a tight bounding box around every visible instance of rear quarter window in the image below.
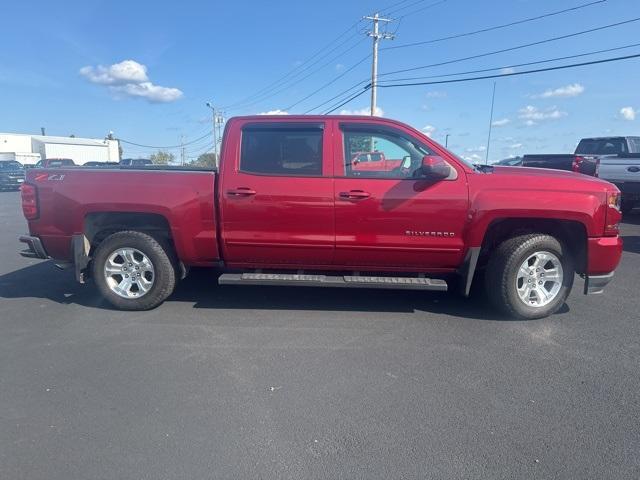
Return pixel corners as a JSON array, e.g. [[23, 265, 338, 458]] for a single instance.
[[240, 126, 323, 176]]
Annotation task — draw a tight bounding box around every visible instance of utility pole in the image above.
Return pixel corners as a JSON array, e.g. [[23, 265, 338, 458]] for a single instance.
[[445, 134, 451, 148], [364, 13, 394, 116], [180, 134, 185, 166], [485, 82, 497, 165], [215, 111, 224, 157], [206, 102, 218, 167]]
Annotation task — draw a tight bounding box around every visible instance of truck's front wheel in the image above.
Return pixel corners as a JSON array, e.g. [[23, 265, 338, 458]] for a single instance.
[[486, 234, 574, 319], [92, 231, 177, 310]]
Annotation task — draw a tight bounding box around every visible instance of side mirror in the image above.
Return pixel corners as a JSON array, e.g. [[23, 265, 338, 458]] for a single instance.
[[420, 155, 451, 180]]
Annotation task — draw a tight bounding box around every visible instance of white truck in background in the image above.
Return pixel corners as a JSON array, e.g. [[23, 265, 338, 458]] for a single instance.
[[578, 137, 640, 214]]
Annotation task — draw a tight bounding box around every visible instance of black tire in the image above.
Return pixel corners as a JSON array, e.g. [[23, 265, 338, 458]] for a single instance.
[[92, 231, 177, 310], [486, 234, 574, 320]]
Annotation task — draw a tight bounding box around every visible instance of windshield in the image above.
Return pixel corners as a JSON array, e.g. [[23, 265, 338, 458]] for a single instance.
[[576, 138, 628, 155], [0, 161, 23, 169]]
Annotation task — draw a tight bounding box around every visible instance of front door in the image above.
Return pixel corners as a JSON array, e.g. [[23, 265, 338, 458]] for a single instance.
[[333, 122, 469, 270], [219, 120, 335, 267]]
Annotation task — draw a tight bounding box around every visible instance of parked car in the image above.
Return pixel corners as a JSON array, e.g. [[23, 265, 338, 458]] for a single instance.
[[18, 115, 623, 319], [83, 161, 119, 167], [494, 157, 523, 166], [0, 160, 25, 190], [35, 158, 76, 168], [120, 158, 153, 167]]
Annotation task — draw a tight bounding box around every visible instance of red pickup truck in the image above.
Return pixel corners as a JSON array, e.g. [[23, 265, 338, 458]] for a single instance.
[[18, 115, 623, 319]]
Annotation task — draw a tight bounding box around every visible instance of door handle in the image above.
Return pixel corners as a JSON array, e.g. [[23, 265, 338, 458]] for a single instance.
[[227, 187, 257, 197], [339, 190, 371, 200]]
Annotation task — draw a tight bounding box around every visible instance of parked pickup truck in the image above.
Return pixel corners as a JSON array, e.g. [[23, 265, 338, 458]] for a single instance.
[[521, 137, 640, 181], [18, 115, 623, 319], [581, 137, 640, 214]]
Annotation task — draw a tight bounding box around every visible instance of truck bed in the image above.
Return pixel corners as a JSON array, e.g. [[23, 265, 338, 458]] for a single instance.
[[24, 167, 220, 265]]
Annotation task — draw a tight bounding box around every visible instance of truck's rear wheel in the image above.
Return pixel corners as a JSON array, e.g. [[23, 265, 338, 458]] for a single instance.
[[92, 231, 176, 310], [486, 234, 574, 319]]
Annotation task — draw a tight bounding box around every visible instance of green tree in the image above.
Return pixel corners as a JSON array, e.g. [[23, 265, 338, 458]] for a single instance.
[[150, 150, 175, 165], [192, 153, 217, 168]]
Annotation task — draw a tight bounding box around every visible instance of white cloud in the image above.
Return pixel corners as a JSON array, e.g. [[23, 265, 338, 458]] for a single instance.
[[518, 105, 567, 125], [80, 59, 183, 103], [339, 106, 384, 116], [620, 106, 636, 121], [425, 91, 447, 98], [510, 143, 523, 149], [258, 109, 289, 115], [335, 63, 345, 71], [422, 125, 436, 137], [111, 82, 183, 103], [500, 67, 516, 75], [533, 83, 584, 99], [463, 153, 482, 162], [80, 60, 149, 85], [492, 118, 510, 127], [466, 145, 486, 153]]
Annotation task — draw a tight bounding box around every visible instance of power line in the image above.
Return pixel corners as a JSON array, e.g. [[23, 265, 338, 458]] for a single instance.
[[323, 52, 640, 113], [221, 20, 365, 110], [323, 85, 372, 114], [382, 0, 606, 51], [118, 131, 211, 149], [379, 16, 640, 77], [303, 79, 370, 113], [376, 52, 640, 88], [385, 0, 445, 17], [392, 0, 448, 20], [304, 1, 609, 116], [285, 54, 371, 111], [225, 36, 368, 112], [379, 0, 420, 15], [377, 42, 640, 83]]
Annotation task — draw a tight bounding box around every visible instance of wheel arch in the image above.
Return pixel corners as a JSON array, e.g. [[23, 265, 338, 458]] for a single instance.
[[461, 217, 588, 296], [83, 211, 173, 254], [479, 218, 588, 273]]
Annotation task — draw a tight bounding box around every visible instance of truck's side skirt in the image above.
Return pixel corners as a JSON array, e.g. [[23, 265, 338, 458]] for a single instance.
[[218, 272, 448, 291]]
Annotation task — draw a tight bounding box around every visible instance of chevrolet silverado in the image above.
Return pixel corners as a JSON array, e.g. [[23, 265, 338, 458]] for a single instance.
[[18, 115, 623, 319]]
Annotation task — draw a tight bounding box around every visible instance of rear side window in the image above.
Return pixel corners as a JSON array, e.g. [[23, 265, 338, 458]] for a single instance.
[[240, 125, 323, 176]]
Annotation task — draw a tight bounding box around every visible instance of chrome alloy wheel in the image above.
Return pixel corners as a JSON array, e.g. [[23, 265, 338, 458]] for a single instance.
[[516, 251, 564, 307], [103, 248, 155, 298]]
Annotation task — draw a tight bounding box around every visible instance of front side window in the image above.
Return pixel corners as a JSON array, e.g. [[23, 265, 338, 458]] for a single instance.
[[240, 125, 323, 176], [342, 126, 435, 178]]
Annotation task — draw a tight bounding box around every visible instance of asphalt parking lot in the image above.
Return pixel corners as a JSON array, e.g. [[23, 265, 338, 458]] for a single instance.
[[0, 190, 638, 479]]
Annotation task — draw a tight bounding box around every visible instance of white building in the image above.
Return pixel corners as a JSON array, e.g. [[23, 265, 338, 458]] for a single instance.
[[0, 133, 120, 165]]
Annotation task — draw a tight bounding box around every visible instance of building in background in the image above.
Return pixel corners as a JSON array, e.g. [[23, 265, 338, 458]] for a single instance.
[[0, 133, 120, 165]]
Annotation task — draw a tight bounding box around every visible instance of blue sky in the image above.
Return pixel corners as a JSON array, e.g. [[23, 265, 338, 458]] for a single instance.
[[1, 0, 639, 162]]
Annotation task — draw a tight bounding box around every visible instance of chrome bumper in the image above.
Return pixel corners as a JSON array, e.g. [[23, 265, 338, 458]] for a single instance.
[[584, 272, 615, 295], [19, 235, 48, 259]]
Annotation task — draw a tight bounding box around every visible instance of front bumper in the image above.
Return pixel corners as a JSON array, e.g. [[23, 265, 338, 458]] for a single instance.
[[19, 235, 48, 259], [0, 177, 25, 188], [582, 235, 622, 295]]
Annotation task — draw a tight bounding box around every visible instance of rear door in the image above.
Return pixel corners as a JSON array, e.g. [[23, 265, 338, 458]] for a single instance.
[[332, 121, 469, 270], [219, 120, 335, 266]]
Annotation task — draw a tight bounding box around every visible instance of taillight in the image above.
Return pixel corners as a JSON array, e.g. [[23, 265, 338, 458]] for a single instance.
[[604, 190, 621, 236], [571, 156, 584, 173], [21, 183, 39, 220]]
